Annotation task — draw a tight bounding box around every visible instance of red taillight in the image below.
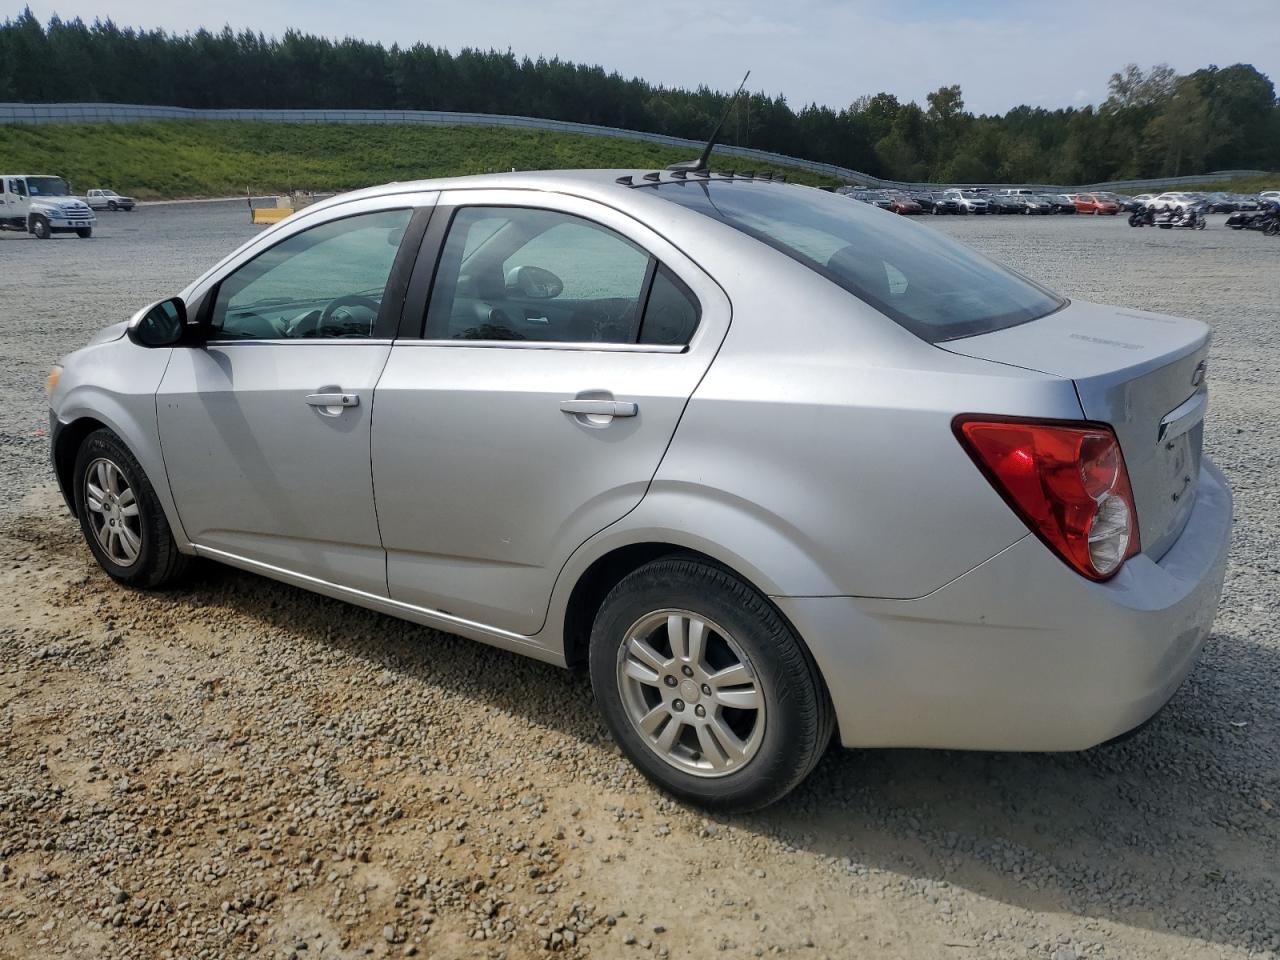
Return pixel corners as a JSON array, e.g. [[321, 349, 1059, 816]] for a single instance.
[[954, 416, 1141, 581]]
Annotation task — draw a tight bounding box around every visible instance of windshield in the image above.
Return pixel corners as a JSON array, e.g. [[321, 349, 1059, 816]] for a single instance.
[[26, 177, 71, 197], [654, 181, 1064, 343]]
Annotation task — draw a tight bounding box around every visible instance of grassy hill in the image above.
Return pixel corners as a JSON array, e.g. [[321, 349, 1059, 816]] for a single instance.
[[0, 120, 841, 199], [1136, 172, 1279, 194]]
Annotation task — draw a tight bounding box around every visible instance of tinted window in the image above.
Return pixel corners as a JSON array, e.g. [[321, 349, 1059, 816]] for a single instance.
[[655, 181, 1063, 342], [210, 209, 412, 340], [426, 207, 652, 343], [640, 265, 700, 345]]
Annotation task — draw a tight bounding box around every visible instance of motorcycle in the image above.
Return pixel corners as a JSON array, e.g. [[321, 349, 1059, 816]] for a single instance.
[[1128, 205, 1155, 227], [1227, 200, 1279, 233], [1131, 203, 1206, 229]]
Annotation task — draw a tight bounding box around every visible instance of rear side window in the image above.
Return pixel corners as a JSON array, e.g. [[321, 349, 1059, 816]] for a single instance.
[[656, 181, 1063, 342], [425, 206, 701, 347], [640, 266, 700, 346]]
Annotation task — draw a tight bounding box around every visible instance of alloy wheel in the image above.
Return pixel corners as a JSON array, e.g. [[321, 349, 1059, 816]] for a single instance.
[[84, 457, 143, 566], [615, 609, 766, 778]]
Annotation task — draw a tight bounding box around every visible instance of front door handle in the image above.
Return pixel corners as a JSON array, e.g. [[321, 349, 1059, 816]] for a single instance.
[[305, 392, 360, 408], [559, 399, 638, 418]]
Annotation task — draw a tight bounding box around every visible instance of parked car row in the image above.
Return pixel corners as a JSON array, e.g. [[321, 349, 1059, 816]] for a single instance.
[[836, 184, 1280, 220], [837, 186, 1139, 216], [1131, 191, 1271, 214]]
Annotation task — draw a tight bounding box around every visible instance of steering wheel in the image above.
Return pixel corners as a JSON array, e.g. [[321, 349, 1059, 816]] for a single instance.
[[318, 294, 382, 337]]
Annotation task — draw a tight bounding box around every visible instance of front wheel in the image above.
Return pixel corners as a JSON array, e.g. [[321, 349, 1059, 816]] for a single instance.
[[76, 227, 92, 239], [30, 216, 50, 239], [589, 558, 833, 811], [73, 428, 189, 588]]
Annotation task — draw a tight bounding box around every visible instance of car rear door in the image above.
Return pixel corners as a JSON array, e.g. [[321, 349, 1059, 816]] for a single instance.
[[371, 189, 730, 635], [156, 194, 435, 594]]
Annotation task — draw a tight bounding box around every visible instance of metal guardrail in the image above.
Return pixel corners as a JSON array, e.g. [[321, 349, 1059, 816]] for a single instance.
[[1, 102, 1268, 193]]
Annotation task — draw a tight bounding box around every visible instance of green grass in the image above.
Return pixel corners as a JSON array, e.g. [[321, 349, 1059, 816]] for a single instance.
[[0, 120, 841, 199], [1124, 172, 1280, 194]]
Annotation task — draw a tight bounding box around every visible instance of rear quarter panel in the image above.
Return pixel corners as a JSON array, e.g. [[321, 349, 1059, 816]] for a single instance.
[[579, 239, 1087, 601]]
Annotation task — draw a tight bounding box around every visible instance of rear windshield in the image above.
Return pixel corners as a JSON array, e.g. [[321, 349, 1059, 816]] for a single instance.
[[654, 181, 1064, 342]]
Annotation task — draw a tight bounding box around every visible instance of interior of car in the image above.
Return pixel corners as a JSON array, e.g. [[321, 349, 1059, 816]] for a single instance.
[[426, 207, 652, 344]]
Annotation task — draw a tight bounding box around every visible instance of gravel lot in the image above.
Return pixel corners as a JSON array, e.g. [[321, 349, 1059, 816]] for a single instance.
[[1, 202, 1277, 960]]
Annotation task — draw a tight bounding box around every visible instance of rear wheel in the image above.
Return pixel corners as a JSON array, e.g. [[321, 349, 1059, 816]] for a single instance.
[[30, 215, 49, 239], [73, 428, 189, 588], [589, 558, 833, 811]]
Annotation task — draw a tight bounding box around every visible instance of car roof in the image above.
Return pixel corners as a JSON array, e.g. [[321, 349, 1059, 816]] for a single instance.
[[301, 168, 783, 218]]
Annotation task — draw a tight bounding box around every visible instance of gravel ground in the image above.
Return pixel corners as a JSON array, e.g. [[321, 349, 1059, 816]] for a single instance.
[[1, 203, 1277, 960]]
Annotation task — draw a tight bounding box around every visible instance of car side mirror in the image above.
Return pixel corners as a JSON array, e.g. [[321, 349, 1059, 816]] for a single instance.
[[127, 297, 188, 348], [505, 265, 564, 300]]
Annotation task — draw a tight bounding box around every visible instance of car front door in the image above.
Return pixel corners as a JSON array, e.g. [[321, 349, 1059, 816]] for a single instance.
[[156, 195, 435, 594], [371, 190, 730, 635], [4, 178, 29, 222]]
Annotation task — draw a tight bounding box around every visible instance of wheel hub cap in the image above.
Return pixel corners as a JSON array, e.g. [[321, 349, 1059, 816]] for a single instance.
[[616, 609, 766, 778]]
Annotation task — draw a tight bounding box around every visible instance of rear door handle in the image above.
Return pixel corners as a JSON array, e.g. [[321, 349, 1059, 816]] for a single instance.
[[305, 392, 360, 408], [559, 399, 638, 418]]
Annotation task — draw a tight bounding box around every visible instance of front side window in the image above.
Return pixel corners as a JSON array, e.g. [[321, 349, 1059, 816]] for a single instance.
[[655, 181, 1063, 343], [210, 208, 412, 340], [426, 207, 653, 344]]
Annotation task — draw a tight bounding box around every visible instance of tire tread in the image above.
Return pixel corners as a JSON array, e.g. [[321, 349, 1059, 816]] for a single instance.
[[74, 428, 190, 589], [591, 557, 834, 811]]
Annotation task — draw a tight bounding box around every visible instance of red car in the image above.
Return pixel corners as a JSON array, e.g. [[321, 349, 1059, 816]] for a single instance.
[[887, 196, 923, 215], [1070, 193, 1120, 215]]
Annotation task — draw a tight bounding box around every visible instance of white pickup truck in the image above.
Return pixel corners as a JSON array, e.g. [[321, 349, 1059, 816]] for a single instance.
[[0, 174, 96, 239]]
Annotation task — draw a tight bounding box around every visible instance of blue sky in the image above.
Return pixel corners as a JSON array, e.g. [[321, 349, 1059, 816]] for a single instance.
[[21, 0, 1280, 114]]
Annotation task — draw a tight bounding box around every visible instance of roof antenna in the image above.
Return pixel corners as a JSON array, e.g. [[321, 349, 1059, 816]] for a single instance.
[[667, 70, 750, 172]]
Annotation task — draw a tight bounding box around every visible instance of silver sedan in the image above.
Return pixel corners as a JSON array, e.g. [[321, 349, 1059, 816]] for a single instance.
[[46, 170, 1232, 810]]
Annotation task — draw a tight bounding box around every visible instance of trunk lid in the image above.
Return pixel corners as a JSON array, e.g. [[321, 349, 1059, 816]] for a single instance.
[[943, 299, 1210, 561]]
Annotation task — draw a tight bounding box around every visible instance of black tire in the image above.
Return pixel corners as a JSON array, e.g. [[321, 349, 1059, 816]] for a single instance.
[[73, 428, 189, 589], [589, 557, 834, 812], [107, 201, 117, 211], [76, 227, 92, 239], [30, 215, 49, 239]]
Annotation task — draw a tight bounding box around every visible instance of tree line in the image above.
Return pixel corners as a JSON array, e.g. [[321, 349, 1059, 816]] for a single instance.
[[1, 8, 1276, 184]]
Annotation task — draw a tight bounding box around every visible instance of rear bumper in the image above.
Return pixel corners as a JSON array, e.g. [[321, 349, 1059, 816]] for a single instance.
[[777, 458, 1233, 751]]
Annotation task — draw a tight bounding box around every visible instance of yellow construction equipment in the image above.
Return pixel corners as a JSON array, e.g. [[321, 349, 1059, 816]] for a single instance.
[[250, 206, 293, 224], [246, 190, 294, 224]]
